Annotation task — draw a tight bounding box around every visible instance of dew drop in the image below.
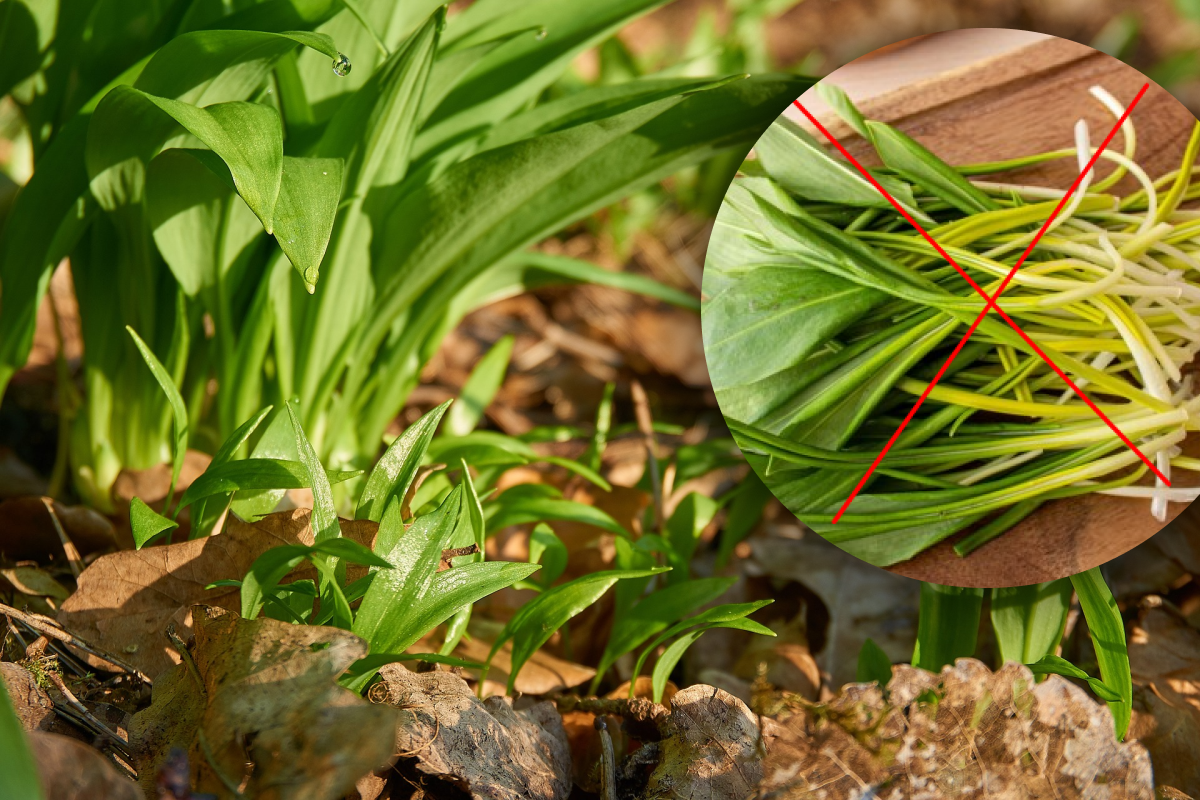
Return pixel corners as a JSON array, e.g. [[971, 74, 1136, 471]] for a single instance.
[[535, 27, 547, 41], [332, 53, 352, 77]]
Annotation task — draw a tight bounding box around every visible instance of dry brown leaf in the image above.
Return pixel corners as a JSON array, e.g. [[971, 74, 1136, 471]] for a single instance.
[[2, 566, 70, 602], [28, 730, 141, 800], [640, 683, 767, 800], [1128, 602, 1200, 796], [0, 448, 48, 499], [457, 634, 595, 698], [0, 496, 116, 562], [1, 662, 55, 731], [756, 659, 1153, 799], [57, 509, 376, 678], [369, 663, 572, 800], [130, 606, 396, 800]]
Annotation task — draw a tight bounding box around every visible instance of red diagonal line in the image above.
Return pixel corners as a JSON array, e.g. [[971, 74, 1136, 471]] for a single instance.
[[788, 84, 1166, 524]]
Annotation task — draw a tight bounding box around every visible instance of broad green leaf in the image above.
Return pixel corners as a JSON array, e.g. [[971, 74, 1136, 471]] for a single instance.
[[353, 487, 464, 652], [129, 497, 179, 549], [352, 73, 808, 447], [311, 537, 392, 568], [865, 120, 998, 215], [240, 545, 311, 619], [0, 678, 44, 800], [177, 458, 360, 511], [526, 523, 568, 588], [355, 400, 451, 522], [664, 492, 720, 583], [285, 400, 340, 542], [912, 583, 984, 673], [753, 114, 929, 219], [344, 559, 538, 691], [189, 406, 273, 539], [991, 580, 1072, 665], [275, 156, 344, 288], [440, 461, 488, 655], [490, 567, 667, 694], [485, 494, 628, 538], [1071, 569, 1132, 740], [127, 326, 188, 508], [649, 618, 771, 703], [1026, 655, 1123, 703], [594, 576, 736, 686], [227, 405, 301, 520], [446, 335, 514, 436], [0, 29, 341, 395], [815, 82, 869, 139], [856, 638, 893, 685]]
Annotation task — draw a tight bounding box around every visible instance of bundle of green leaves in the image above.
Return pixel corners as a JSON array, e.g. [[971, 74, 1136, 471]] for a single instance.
[[0, 0, 807, 509], [704, 82, 1200, 566]]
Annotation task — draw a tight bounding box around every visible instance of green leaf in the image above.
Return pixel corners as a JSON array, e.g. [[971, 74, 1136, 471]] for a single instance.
[[129, 497, 179, 549], [865, 120, 998, 215], [356, 400, 451, 522], [446, 335, 514, 436], [815, 82, 869, 139], [648, 619, 769, 703], [286, 400, 340, 542], [311, 537, 392, 568], [664, 492, 720, 583], [274, 156, 344, 289], [753, 114, 929, 219], [127, 326, 188, 509], [486, 493, 628, 538], [189, 406, 273, 539], [991, 580, 1072, 665], [1071, 569, 1132, 740], [0, 678, 44, 800], [440, 461, 488, 655], [353, 487, 464, 653], [527, 523, 568, 588], [1026, 655, 1123, 703], [177, 458, 360, 511], [240, 544, 311, 619], [912, 583, 984, 673], [856, 638, 893, 685], [491, 568, 668, 694], [595, 576, 736, 686]]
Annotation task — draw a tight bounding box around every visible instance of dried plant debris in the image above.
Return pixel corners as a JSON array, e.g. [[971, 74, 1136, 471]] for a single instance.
[[57, 509, 376, 677], [1, 661, 56, 731], [1128, 601, 1200, 797], [642, 684, 769, 800], [28, 730, 142, 800], [367, 663, 572, 800], [756, 659, 1153, 799], [130, 606, 396, 800]]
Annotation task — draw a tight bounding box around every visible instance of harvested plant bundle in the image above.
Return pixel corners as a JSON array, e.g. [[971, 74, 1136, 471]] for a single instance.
[[703, 83, 1200, 566]]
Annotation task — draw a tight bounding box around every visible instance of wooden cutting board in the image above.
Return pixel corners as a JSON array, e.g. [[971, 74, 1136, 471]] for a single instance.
[[791, 33, 1200, 587]]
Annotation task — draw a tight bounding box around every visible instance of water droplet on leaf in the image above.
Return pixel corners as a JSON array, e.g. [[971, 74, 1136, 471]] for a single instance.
[[332, 53, 352, 77], [535, 28, 547, 40]]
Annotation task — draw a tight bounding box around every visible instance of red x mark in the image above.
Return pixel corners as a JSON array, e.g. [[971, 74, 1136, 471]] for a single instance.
[[789, 83, 1168, 524]]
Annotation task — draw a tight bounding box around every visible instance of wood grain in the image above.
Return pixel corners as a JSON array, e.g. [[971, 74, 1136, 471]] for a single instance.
[[794, 35, 1200, 587]]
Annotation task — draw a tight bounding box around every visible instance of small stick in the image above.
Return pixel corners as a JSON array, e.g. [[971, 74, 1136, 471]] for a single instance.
[[555, 695, 670, 741], [439, 544, 480, 570], [46, 671, 132, 759], [41, 497, 83, 579], [630, 381, 663, 532], [166, 624, 204, 695], [0, 602, 152, 685], [595, 717, 617, 800]]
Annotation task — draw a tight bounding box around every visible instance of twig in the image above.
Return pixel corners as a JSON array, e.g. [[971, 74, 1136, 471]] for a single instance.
[[595, 717, 617, 800], [555, 695, 670, 741], [166, 624, 204, 695], [0, 602, 153, 685], [46, 671, 133, 760], [439, 544, 480, 570], [41, 497, 83, 579], [630, 381, 663, 532]]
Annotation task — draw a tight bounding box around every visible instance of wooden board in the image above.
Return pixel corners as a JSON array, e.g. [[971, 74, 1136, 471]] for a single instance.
[[790, 34, 1200, 587]]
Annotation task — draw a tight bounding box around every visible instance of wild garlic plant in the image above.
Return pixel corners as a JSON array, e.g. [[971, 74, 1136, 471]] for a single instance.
[[0, 0, 805, 510]]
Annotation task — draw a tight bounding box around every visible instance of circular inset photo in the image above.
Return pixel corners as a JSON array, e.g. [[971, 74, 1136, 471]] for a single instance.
[[702, 29, 1200, 587]]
